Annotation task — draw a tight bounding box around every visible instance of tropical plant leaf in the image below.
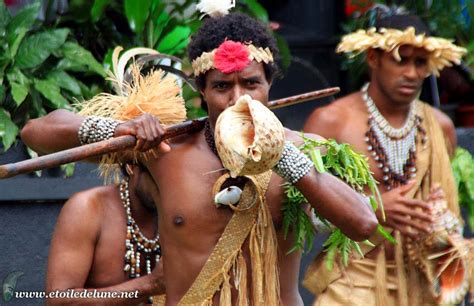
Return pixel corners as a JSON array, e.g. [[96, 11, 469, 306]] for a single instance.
[[0, 1, 11, 35], [242, 0, 269, 22], [90, 0, 111, 22], [16, 28, 69, 69], [0, 108, 19, 151], [151, 5, 170, 48], [33, 79, 69, 109], [59, 42, 106, 77], [283, 136, 391, 269], [274, 33, 291, 70], [158, 26, 191, 55], [124, 0, 151, 33], [9, 82, 29, 106], [6, 69, 30, 106], [377, 224, 396, 244], [452, 147, 474, 229], [0, 84, 5, 102], [60, 162, 76, 177], [6, 2, 40, 50], [47, 70, 82, 95], [8, 28, 28, 59]]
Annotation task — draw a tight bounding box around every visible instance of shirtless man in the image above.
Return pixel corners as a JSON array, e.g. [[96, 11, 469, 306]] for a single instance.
[[43, 165, 164, 305], [304, 13, 464, 305], [21, 13, 377, 305]]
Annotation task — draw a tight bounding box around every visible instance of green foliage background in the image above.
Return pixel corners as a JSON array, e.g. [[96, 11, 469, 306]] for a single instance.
[[0, 0, 289, 154]]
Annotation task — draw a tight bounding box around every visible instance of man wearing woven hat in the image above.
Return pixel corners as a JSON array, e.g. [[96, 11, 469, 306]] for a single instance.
[[21, 4, 379, 305], [304, 12, 470, 306]]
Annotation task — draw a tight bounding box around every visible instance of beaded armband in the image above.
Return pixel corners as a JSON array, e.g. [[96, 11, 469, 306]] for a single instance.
[[78, 116, 121, 145], [273, 142, 313, 184]]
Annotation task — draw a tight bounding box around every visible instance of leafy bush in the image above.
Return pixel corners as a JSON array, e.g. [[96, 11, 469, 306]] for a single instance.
[[0, 1, 106, 151], [452, 147, 474, 230]]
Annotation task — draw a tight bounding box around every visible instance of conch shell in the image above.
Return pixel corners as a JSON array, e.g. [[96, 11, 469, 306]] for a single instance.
[[214, 95, 285, 177], [406, 186, 474, 305]]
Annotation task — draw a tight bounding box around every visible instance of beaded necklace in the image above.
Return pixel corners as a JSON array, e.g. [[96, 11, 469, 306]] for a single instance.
[[204, 119, 219, 156], [362, 83, 427, 190], [119, 179, 161, 279]]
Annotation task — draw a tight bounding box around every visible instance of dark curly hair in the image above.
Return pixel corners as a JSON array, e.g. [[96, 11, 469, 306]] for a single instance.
[[188, 13, 280, 94], [375, 13, 430, 35]]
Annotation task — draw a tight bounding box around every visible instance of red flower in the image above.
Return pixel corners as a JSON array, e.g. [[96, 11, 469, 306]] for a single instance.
[[345, 0, 372, 17], [214, 40, 250, 74], [5, 0, 16, 5]]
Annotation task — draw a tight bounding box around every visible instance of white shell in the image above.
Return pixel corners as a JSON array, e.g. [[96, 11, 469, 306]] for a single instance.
[[214, 186, 243, 206], [215, 95, 286, 177]]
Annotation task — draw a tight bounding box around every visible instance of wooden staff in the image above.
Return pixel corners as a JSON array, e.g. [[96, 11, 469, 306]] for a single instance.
[[0, 87, 339, 179]]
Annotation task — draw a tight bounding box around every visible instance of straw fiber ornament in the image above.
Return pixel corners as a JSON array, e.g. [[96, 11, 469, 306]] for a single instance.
[[78, 47, 187, 181], [406, 185, 474, 305], [214, 95, 285, 177]]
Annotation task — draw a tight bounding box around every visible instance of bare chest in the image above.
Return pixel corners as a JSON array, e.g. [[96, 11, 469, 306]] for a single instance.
[[86, 207, 156, 288], [333, 111, 395, 188], [149, 147, 287, 250]]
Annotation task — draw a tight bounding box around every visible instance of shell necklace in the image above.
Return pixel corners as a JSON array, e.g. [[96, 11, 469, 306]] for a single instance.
[[362, 83, 427, 190], [120, 179, 161, 279]]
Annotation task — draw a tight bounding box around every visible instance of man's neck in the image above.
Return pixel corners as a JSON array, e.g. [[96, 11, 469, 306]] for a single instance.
[[367, 83, 413, 128], [129, 188, 157, 237]]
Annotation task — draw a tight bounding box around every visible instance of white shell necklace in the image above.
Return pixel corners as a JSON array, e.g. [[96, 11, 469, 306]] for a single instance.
[[362, 83, 426, 190]]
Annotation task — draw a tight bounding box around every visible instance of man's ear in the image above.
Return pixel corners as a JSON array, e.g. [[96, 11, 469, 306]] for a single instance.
[[366, 49, 379, 70]]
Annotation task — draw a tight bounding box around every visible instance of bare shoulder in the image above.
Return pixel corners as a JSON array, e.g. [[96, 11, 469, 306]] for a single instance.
[[431, 107, 456, 136], [303, 92, 362, 139], [60, 186, 117, 221], [430, 106, 457, 152]]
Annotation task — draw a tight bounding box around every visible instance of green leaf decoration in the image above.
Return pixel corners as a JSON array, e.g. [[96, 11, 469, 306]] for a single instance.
[[47, 70, 82, 95], [6, 2, 40, 50], [59, 42, 106, 77], [91, 0, 111, 22], [282, 135, 390, 269], [33, 79, 69, 109], [0, 109, 19, 151], [2, 271, 24, 302], [16, 28, 69, 69], [376, 224, 396, 244], [124, 0, 151, 33], [158, 26, 191, 55]]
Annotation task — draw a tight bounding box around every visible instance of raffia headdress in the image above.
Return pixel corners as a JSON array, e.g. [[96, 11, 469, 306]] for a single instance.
[[77, 47, 187, 181], [337, 26, 467, 76]]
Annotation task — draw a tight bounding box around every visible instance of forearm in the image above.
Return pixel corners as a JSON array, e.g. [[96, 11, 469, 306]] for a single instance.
[[21, 109, 84, 154], [46, 274, 164, 306], [295, 169, 378, 241]]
